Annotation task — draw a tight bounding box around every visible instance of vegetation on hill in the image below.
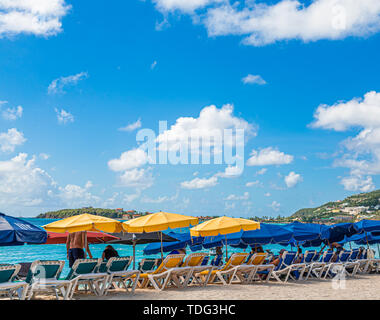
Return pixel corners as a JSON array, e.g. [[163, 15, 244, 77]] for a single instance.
[[37, 208, 149, 219]]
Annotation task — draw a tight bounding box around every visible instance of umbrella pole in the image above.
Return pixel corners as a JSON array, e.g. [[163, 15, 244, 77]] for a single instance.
[[365, 232, 370, 250], [225, 235, 228, 260], [133, 241, 136, 270], [161, 232, 163, 260], [377, 243, 380, 259]]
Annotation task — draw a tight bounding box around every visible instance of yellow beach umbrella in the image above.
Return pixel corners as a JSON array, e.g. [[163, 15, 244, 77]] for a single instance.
[[123, 211, 198, 233], [43, 213, 124, 233], [190, 216, 260, 259], [190, 216, 260, 237], [123, 211, 199, 259]]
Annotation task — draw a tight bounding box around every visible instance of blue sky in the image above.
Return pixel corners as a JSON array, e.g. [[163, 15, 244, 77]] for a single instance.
[[1, 0, 380, 217]]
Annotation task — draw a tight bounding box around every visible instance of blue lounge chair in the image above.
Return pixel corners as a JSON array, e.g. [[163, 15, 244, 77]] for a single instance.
[[322, 250, 353, 279], [24, 260, 73, 300], [306, 250, 334, 279], [201, 256, 210, 266], [65, 258, 108, 299], [210, 254, 223, 267], [269, 251, 306, 282], [0, 264, 28, 300], [103, 257, 140, 295]]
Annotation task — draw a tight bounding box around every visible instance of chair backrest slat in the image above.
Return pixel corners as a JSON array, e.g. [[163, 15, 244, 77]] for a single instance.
[[0, 264, 20, 284]]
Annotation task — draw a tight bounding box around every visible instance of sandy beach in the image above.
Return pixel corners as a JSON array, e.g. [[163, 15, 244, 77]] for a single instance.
[[69, 274, 380, 300]]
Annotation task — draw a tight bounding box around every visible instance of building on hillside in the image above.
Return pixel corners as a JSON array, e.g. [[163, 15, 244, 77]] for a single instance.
[[341, 207, 368, 215]]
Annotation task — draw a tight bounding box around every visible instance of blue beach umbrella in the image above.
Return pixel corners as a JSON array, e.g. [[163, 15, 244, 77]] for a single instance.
[[241, 223, 294, 245], [283, 221, 325, 242], [0, 212, 48, 246], [321, 223, 359, 243], [202, 231, 244, 249], [354, 220, 380, 233], [143, 231, 203, 255]]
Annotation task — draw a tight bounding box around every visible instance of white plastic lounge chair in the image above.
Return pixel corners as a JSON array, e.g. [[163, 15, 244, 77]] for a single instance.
[[269, 251, 306, 283], [24, 260, 73, 300], [136, 254, 185, 291], [102, 257, 140, 295], [0, 264, 28, 300], [65, 258, 108, 299], [199, 253, 249, 285], [306, 251, 334, 279], [169, 252, 212, 288], [227, 253, 274, 284]]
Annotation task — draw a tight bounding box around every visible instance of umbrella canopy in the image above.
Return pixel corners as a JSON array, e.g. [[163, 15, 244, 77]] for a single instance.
[[354, 219, 380, 233], [321, 222, 359, 243], [0, 212, 47, 246], [108, 231, 179, 245], [343, 232, 380, 245], [45, 231, 120, 244], [123, 211, 199, 233], [190, 216, 260, 237], [43, 214, 124, 233], [241, 223, 294, 245], [202, 231, 244, 249], [143, 232, 203, 255], [283, 221, 325, 242]]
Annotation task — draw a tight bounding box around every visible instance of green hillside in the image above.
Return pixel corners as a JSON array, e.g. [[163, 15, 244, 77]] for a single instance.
[[36, 208, 147, 219], [289, 189, 380, 223]]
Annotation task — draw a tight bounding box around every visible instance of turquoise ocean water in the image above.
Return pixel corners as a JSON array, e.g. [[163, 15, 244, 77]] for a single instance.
[[1, 218, 379, 277]]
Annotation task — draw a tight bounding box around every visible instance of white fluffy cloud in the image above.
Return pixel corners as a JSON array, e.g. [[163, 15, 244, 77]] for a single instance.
[[117, 168, 154, 189], [311, 91, 380, 131], [0, 0, 71, 37], [55, 108, 74, 124], [246, 180, 261, 187], [246, 147, 293, 166], [0, 153, 56, 207], [156, 104, 255, 153], [108, 148, 149, 172], [0, 128, 26, 152], [57, 183, 100, 208], [1, 102, 23, 120], [312, 91, 380, 191], [242, 74, 266, 85], [151, 0, 380, 46], [340, 174, 375, 193], [153, 0, 220, 13], [181, 175, 218, 189], [48, 72, 88, 94], [284, 171, 303, 188], [224, 191, 249, 201], [269, 200, 281, 212], [118, 119, 142, 132]]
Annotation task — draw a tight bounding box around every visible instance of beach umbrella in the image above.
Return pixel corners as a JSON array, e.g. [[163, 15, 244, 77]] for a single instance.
[[0, 212, 47, 246], [202, 231, 244, 249], [142, 231, 202, 255], [45, 231, 120, 245], [190, 216, 260, 259], [283, 221, 325, 242], [354, 219, 380, 233], [108, 231, 179, 269], [241, 223, 294, 246], [123, 212, 199, 259], [43, 214, 124, 233], [321, 222, 359, 243]]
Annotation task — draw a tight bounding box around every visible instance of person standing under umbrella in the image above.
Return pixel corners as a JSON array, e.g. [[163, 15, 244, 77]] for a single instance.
[[66, 231, 93, 268]]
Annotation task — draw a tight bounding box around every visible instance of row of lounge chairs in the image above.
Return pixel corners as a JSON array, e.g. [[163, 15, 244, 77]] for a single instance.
[[0, 248, 379, 299]]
